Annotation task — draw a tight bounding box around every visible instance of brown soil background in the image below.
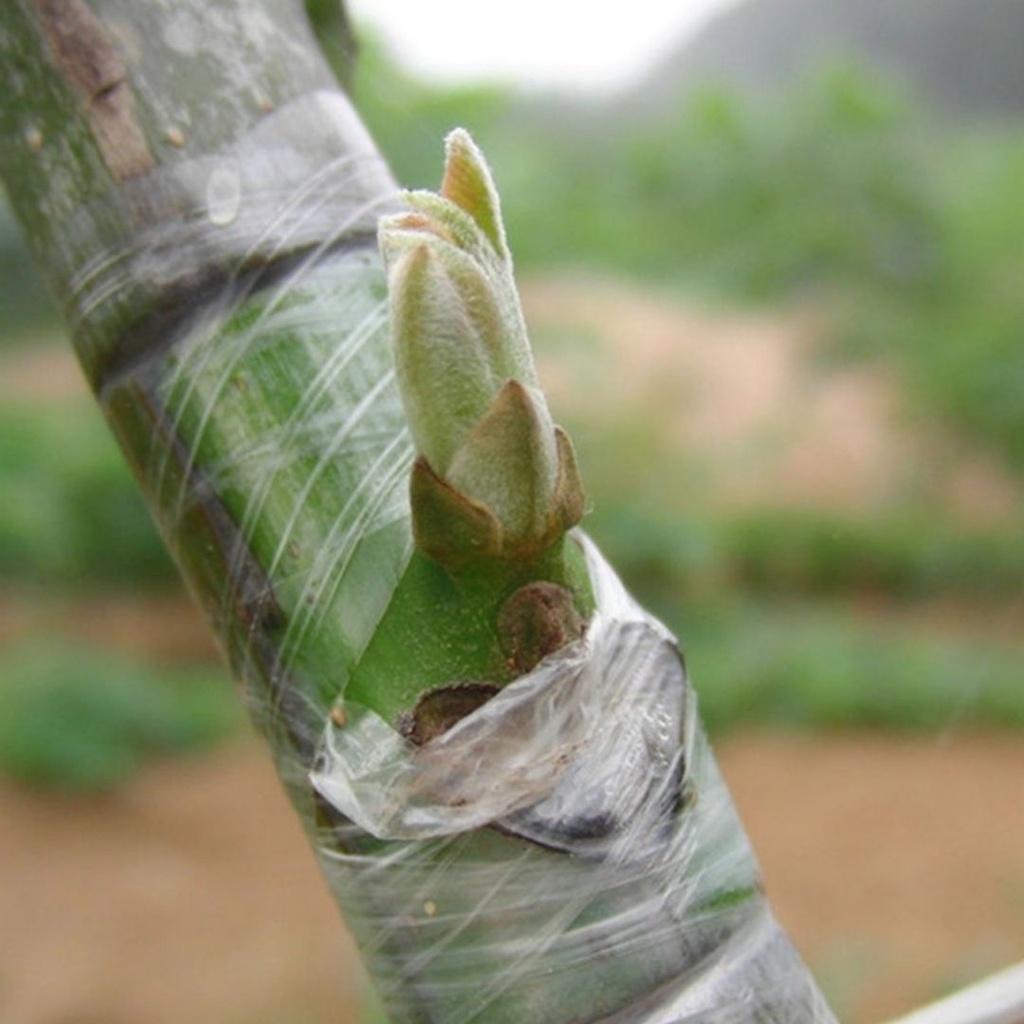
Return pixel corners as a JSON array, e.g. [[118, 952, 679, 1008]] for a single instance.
[[2, 282, 1022, 1023], [2, 727, 1022, 1024]]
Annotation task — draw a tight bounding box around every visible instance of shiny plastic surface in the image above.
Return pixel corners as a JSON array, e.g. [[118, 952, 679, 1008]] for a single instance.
[[312, 538, 838, 1023]]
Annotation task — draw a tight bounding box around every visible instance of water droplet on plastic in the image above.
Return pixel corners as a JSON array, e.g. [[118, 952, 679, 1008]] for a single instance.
[[207, 165, 241, 226]]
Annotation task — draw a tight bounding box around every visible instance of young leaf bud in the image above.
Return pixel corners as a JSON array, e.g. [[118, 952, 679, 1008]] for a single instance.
[[379, 129, 585, 565]]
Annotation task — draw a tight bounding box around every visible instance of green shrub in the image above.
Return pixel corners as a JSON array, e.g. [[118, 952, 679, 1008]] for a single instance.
[[0, 640, 241, 791], [674, 599, 1024, 734], [586, 497, 1024, 606], [0, 403, 174, 586], [721, 510, 1024, 599]]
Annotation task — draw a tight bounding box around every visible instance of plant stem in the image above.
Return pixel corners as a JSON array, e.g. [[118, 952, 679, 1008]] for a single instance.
[[1, 5, 838, 1022]]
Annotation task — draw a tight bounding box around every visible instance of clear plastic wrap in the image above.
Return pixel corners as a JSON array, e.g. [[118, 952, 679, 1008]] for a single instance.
[[16, 53, 836, 1020], [310, 536, 837, 1023], [94, 126, 835, 1020]]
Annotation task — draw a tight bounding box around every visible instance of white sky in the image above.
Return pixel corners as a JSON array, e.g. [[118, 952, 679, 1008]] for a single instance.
[[346, 0, 738, 92]]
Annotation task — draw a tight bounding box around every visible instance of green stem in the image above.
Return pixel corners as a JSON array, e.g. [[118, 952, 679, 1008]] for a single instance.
[[1, 0, 400, 757], [1, 6, 838, 1023]]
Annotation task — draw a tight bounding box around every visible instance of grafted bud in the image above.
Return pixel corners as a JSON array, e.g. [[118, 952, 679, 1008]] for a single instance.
[[379, 129, 585, 566]]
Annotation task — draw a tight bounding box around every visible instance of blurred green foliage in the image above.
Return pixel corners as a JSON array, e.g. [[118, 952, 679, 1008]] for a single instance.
[[0, 402, 175, 586], [0, 640, 240, 791], [497, 69, 938, 297], [684, 599, 1024, 734], [584, 499, 1024, 604], [719, 509, 1024, 600]]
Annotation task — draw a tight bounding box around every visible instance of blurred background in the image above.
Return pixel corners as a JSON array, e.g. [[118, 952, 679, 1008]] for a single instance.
[[2, 1, 1023, 1021]]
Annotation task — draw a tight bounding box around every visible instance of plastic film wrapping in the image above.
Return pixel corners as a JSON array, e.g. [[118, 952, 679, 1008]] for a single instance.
[[85, 92, 416, 786], [311, 537, 838, 1023], [40, 75, 835, 1023]]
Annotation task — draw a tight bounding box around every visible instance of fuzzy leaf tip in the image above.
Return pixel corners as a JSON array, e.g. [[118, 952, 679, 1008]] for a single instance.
[[440, 128, 509, 260]]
